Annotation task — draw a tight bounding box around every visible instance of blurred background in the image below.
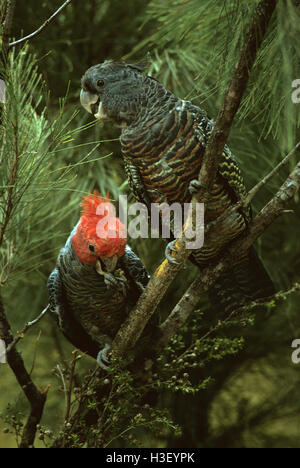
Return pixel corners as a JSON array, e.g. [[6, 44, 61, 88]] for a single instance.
[[0, 0, 300, 448]]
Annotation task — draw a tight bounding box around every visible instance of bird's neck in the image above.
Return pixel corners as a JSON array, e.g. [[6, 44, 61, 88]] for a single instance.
[[122, 77, 180, 131]]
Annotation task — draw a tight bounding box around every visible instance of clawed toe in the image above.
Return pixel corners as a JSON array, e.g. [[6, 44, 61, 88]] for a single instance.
[[96, 343, 111, 370], [165, 240, 180, 265], [104, 273, 127, 294], [189, 179, 203, 195]]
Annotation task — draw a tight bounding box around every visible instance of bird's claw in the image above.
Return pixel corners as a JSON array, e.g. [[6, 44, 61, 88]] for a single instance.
[[189, 179, 203, 195], [104, 272, 128, 295], [165, 240, 180, 265], [96, 343, 111, 370], [135, 281, 146, 294]]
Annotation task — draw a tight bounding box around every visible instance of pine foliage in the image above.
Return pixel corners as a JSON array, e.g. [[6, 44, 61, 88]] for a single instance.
[[1, 0, 300, 449]]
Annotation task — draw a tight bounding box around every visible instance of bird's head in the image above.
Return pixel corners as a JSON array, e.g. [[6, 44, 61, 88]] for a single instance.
[[72, 192, 126, 274], [80, 61, 153, 127]]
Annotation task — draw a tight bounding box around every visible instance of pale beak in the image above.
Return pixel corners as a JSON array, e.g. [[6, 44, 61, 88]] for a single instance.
[[80, 89, 99, 114], [96, 259, 105, 275], [80, 89, 109, 121], [96, 256, 118, 275]]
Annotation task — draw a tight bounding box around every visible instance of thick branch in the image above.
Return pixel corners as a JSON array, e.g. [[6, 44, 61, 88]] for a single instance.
[[112, 257, 186, 356], [196, 0, 277, 200], [8, 0, 73, 49], [156, 160, 300, 349], [0, 295, 47, 448]]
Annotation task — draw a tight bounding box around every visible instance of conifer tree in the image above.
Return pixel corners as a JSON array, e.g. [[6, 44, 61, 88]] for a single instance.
[[0, 0, 300, 449]]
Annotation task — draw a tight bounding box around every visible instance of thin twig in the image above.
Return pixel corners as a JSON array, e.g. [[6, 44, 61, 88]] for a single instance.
[[29, 330, 42, 376], [6, 305, 49, 353], [103, 419, 164, 449], [205, 141, 300, 236], [65, 351, 80, 422], [242, 142, 300, 207], [56, 364, 68, 408], [8, 0, 73, 49], [0, 241, 14, 285]]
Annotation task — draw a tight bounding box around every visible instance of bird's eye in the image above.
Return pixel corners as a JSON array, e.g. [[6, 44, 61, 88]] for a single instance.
[[89, 244, 95, 253], [97, 79, 105, 87]]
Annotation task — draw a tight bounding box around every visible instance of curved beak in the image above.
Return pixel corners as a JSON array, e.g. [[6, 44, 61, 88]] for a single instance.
[[80, 89, 99, 115], [80, 89, 109, 121], [96, 256, 119, 275]]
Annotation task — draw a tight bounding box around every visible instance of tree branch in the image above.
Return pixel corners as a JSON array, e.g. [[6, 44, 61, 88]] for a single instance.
[[0, 294, 48, 448], [207, 141, 300, 225], [8, 0, 73, 49], [156, 159, 300, 350], [0, 122, 19, 248], [196, 0, 277, 201], [242, 142, 300, 208], [111, 0, 277, 359], [64, 350, 80, 423], [1, 0, 16, 53], [6, 305, 49, 353]]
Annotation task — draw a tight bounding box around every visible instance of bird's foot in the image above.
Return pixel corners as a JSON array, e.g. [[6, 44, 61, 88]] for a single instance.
[[96, 343, 111, 370], [189, 179, 204, 196], [135, 281, 146, 294], [104, 272, 128, 295], [165, 240, 180, 265]]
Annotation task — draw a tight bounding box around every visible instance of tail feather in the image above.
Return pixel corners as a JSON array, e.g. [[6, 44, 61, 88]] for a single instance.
[[209, 246, 275, 316]]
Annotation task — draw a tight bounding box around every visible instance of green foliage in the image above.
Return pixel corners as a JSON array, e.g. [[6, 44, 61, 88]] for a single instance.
[[0, 47, 76, 280], [1, 404, 25, 447], [48, 359, 182, 448], [1, 0, 300, 449], [132, 0, 300, 141]]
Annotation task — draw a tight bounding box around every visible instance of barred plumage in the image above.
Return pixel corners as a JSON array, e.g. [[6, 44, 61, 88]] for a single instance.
[[80, 61, 275, 311], [48, 194, 149, 365]]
